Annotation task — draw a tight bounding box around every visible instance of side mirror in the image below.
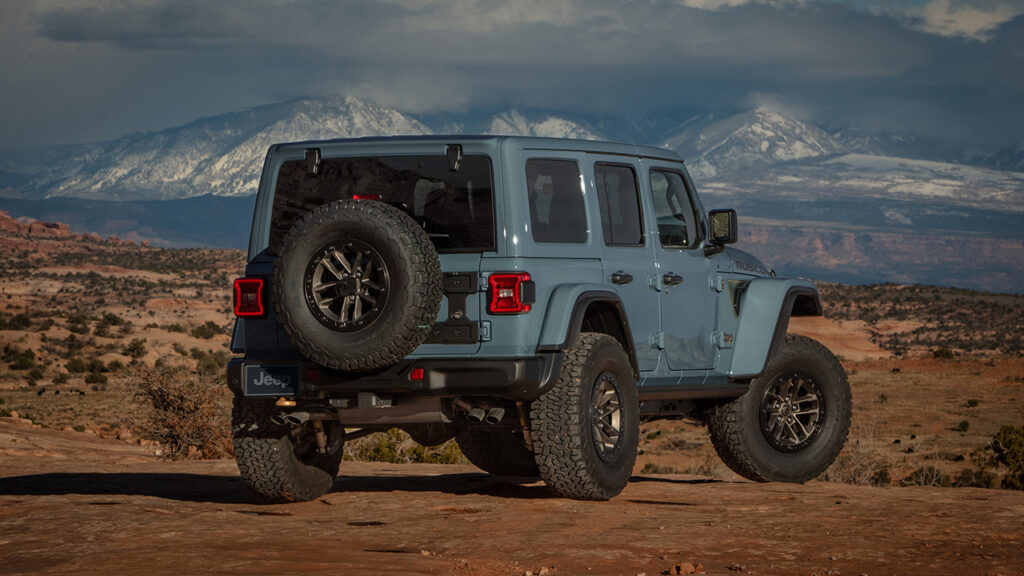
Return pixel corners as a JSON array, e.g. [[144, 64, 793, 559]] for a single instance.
[[709, 209, 738, 244], [706, 209, 737, 255]]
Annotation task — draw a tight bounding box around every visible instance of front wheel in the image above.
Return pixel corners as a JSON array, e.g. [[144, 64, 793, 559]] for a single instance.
[[531, 333, 638, 500], [232, 397, 344, 502], [708, 334, 851, 483]]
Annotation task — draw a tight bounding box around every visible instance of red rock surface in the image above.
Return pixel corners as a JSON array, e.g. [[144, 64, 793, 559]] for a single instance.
[[0, 420, 1021, 576]]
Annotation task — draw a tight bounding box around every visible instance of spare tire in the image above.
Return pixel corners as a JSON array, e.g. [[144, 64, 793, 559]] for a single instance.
[[273, 199, 442, 371]]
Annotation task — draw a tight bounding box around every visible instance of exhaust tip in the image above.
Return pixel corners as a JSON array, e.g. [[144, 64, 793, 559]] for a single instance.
[[282, 411, 311, 426], [484, 407, 505, 425], [269, 413, 289, 426], [467, 407, 485, 423]]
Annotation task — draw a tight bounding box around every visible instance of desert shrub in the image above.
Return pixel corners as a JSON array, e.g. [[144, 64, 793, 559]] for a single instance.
[[190, 321, 222, 340], [6, 313, 31, 330], [194, 350, 230, 376], [972, 425, 1024, 490], [66, 313, 91, 334], [345, 428, 465, 464], [955, 420, 970, 433], [86, 358, 107, 373], [900, 466, 951, 488], [93, 322, 111, 337], [84, 371, 107, 385], [641, 462, 678, 474], [123, 338, 147, 358], [102, 312, 125, 326], [173, 343, 188, 356], [966, 399, 979, 408], [52, 372, 68, 384], [820, 442, 893, 486], [931, 348, 955, 360], [66, 357, 87, 373], [27, 367, 44, 381], [953, 467, 999, 489], [123, 363, 232, 460], [3, 346, 35, 370]]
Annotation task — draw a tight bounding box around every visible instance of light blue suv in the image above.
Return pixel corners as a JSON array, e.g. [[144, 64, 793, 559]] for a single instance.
[[227, 136, 851, 502]]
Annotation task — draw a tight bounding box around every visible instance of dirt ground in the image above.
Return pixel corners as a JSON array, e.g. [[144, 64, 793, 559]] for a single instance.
[[1, 420, 1021, 576]]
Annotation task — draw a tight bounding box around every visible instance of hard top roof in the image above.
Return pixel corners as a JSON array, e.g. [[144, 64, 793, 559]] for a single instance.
[[271, 134, 685, 163]]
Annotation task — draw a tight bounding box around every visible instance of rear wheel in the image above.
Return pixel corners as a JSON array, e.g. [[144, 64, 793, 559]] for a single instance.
[[531, 333, 638, 500], [708, 334, 851, 483], [232, 397, 343, 502], [456, 427, 538, 477]]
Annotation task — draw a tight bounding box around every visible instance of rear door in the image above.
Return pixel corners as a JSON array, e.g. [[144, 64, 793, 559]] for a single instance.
[[589, 159, 661, 372]]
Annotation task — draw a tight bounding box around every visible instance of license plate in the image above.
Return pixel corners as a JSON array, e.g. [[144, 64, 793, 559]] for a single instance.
[[244, 365, 300, 397]]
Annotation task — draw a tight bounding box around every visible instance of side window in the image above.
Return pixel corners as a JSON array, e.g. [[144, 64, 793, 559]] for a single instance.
[[526, 159, 587, 244], [595, 163, 644, 246], [650, 170, 699, 249]]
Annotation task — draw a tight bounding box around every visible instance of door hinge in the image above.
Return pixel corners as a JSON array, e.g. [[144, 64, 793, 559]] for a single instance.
[[709, 274, 726, 292], [479, 320, 491, 342], [712, 330, 734, 349], [650, 331, 666, 350]]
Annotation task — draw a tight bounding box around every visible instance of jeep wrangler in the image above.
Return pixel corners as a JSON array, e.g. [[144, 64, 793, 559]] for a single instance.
[[227, 135, 851, 502]]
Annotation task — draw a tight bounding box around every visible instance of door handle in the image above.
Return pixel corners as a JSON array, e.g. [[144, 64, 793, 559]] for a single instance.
[[611, 272, 633, 285], [664, 273, 683, 286]]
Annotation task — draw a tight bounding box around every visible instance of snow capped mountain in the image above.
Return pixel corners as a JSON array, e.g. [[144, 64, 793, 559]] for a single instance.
[[662, 108, 845, 179], [487, 110, 603, 140], [0, 97, 1020, 291], [5, 97, 430, 200]]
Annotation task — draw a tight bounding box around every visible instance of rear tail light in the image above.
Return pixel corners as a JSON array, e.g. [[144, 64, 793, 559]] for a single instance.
[[233, 277, 265, 317], [352, 194, 381, 200], [488, 273, 535, 314]]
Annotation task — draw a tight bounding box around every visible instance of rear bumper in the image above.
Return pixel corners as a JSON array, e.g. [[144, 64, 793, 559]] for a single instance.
[[227, 353, 563, 402]]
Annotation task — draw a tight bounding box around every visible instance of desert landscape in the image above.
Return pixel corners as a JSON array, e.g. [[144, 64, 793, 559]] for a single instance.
[[1, 211, 1022, 575]]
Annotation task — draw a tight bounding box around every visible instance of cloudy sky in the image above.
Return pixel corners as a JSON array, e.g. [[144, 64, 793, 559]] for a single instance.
[[1, 0, 1021, 150]]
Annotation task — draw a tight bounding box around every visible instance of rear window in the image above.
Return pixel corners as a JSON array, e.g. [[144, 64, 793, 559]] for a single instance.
[[269, 155, 495, 254], [526, 159, 587, 244]]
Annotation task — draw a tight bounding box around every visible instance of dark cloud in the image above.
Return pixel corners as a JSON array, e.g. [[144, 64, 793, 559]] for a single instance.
[[0, 0, 1020, 149]]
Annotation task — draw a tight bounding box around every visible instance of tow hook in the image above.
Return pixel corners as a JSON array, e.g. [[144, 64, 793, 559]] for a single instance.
[[313, 420, 328, 455]]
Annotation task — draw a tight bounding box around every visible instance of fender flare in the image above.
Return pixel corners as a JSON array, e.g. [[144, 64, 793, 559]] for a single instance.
[[536, 284, 640, 377], [728, 278, 822, 379]]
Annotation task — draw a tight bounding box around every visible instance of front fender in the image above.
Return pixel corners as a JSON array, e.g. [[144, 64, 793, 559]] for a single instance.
[[728, 278, 821, 378]]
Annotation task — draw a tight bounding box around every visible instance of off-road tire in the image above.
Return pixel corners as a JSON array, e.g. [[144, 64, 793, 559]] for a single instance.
[[708, 334, 851, 483], [273, 199, 442, 372], [456, 427, 539, 477], [232, 397, 343, 502], [531, 332, 638, 500]]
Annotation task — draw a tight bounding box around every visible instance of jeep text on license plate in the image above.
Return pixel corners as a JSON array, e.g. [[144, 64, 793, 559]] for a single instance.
[[244, 365, 300, 397]]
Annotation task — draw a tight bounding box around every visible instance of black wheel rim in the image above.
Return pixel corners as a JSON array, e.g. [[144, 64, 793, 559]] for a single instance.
[[303, 239, 390, 332], [591, 371, 623, 462], [759, 370, 825, 452]]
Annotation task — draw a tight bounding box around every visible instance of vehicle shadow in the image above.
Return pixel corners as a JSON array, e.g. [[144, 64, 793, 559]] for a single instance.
[[0, 472, 721, 504], [332, 472, 555, 499], [0, 471, 553, 503], [0, 472, 260, 505]]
